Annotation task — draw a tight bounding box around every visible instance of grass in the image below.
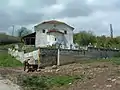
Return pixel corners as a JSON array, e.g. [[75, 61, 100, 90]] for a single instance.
[[0, 51, 23, 67], [20, 75, 83, 90], [109, 58, 120, 65], [78, 57, 120, 65]]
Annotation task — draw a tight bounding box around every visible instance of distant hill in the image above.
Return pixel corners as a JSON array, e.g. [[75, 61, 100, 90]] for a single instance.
[[0, 33, 21, 45]]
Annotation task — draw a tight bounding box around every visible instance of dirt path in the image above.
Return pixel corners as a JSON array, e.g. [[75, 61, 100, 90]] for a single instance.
[[0, 62, 120, 90], [0, 76, 20, 90], [67, 63, 120, 90]]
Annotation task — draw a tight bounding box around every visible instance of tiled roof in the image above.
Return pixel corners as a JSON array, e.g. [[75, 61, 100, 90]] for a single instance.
[[41, 20, 65, 24], [35, 20, 74, 30], [22, 32, 36, 38]]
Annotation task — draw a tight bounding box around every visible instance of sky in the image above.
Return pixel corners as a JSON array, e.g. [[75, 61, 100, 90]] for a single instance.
[[0, 0, 120, 36]]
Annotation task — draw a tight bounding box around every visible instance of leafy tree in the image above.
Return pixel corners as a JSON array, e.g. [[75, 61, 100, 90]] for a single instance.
[[74, 31, 96, 46], [74, 30, 120, 49], [96, 35, 106, 48], [17, 27, 32, 37]]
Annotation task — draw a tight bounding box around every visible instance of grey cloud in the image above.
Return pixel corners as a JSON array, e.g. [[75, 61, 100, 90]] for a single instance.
[[40, 0, 57, 6], [0, 9, 44, 30], [56, 0, 93, 18], [0, 0, 120, 37], [24, 0, 57, 9], [12, 10, 43, 25], [88, 0, 120, 12], [0, 10, 12, 30]]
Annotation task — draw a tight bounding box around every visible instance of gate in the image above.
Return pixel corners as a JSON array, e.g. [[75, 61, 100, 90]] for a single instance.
[[39, 48, 58, 67]]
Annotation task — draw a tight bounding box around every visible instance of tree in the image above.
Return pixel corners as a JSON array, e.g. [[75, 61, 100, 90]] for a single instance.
[[17, 27, 32, 37], [74, 30, 120, 49], [73, 31, 96, 46], [96, 35, 120, 49], [96, 35, 106, 48]]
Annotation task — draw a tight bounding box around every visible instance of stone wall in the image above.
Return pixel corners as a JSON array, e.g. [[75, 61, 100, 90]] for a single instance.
[[8, 47, 120, 66], [58, 47, 120, 65], [39, 48, 57, 67]]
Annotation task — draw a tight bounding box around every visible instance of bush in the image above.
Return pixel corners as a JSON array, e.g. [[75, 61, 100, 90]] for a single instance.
[[20, 75, 83, 90], [22, 76, 49, 90]]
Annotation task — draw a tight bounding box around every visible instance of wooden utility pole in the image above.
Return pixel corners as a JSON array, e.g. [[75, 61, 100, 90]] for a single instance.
[[12, 25, 15, 36]]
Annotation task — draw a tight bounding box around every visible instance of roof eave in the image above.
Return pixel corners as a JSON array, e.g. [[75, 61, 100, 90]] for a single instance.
[[34, 20, 75, 30]]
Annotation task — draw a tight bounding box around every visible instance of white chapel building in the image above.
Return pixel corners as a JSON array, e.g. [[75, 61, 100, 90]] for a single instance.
[[34, 20, 74, 49], [22, 20, 75, 49]]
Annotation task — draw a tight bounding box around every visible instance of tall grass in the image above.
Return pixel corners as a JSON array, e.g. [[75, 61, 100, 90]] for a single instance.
[[0, 51, 23, 67]]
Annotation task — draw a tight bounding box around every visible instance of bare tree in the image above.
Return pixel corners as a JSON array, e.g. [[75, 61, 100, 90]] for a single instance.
[[17, 27, 32, 37]]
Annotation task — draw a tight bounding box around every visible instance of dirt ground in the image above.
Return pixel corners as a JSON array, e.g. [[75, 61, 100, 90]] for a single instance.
[[0, 61, 120, 90], [0, 76, 20, 90]]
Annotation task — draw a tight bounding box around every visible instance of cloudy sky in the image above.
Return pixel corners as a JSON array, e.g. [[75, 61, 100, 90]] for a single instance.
[[0, 0, 120, 36]]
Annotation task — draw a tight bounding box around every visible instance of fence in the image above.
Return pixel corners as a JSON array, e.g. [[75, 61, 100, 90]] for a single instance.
[[8, 48, 58, 66], [8, 47, 120, 66]]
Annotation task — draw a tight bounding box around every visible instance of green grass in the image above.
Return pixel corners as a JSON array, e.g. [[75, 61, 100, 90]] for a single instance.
[[0, 51, 23, 67], [78, 58, 120, 65], [20, 75, 83, 90], [109, 58, 120, 65], [45, 75, 83, 86]]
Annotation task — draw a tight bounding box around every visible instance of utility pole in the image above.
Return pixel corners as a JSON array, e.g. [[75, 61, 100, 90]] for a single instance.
[[12, 25, 15, 36], [110, 24, 113, 38]]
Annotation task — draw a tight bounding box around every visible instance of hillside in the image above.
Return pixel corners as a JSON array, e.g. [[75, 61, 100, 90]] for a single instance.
[[0, 33, 21, 45]]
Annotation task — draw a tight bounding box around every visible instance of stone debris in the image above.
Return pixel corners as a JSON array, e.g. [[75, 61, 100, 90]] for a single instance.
[[118, 77, 120, 79], [107, 78, 112, 81], [93, 85, 97, 88], [52, 65, 57, 69], [82, 71, 86, 74], [56, 69, 60, 72], [106, 85, 112, 88], [112, 79, 116, 82], [88, 76, 93, 80], [115, 80, 120, 85], [84, 66, 90, 70]]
